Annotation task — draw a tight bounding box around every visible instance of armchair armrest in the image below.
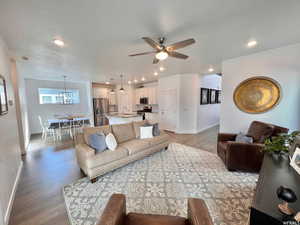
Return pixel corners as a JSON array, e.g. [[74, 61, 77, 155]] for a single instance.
[[218, 133, 237, 142], [97, 194, 126, 225], [226, 142, 265, 172], [188, 198, 213, 225]]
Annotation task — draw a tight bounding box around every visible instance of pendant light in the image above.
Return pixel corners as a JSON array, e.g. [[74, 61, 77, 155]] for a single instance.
[[109, 78, 115, 94], [120, 74, 125, 93], [59, 75, 73, 104]]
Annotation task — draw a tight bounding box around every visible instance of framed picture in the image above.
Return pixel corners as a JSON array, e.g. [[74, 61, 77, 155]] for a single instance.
[[216, 90, 221, 104], [0, 75, 8, 115], [200, 88, 210, 105], [209, 89, 217, 104], [290, 147, 300, 175]]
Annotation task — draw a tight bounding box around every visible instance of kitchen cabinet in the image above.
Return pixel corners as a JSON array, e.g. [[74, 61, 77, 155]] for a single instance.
[[108, 92, 116, 105], [134, 86, 158, 105]]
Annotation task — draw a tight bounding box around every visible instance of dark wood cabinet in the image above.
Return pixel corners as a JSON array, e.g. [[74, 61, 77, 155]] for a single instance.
[[250, 154, 300, 224]]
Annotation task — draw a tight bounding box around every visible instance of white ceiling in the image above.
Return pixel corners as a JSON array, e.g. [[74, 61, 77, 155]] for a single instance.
[[0, 0, 300, 84]]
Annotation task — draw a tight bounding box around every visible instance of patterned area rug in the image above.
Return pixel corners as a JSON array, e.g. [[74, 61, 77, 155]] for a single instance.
[[63, 143, 258, 225]]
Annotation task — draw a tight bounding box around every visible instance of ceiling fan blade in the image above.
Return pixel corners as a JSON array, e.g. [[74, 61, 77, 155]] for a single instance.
[[142, 37, 162, 50], [168, 51, 189, 59], [129, 51, 156, 57], [153, 58, 159, 64], [166, 38, 195, 51]]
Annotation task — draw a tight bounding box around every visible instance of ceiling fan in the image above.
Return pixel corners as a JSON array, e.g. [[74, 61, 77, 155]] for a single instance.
[[129, 37, 196, 64]]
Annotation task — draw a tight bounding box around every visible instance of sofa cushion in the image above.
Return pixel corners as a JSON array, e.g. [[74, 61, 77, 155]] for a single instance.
[[105, 133, 118, 151], [86, 146, 128, 168], [125, 213, 187, 225], [152, 123, 160, 136], [143, 132, 169, 146], [88, 132, 107, 153], [83, 125, 112, 144], [133, 120, 148, 138], [112, 122, 136, 143], [119, 139, 150, 155], [140, 126, 153, 139], [247, 121, 274, 143], [235, 132, 253, 144]]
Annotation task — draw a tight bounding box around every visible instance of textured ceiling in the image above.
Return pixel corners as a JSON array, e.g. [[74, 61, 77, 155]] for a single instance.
[[0, 0, 300, 84]]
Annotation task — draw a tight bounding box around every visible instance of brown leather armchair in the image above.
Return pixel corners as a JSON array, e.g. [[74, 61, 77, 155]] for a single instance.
[[97, 194, 213, 225], [217, 121, 289, 172]]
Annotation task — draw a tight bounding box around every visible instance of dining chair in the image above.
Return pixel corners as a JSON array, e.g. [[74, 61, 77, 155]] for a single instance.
[[38, 116, 56, 141], [58, 120, 73, 140]]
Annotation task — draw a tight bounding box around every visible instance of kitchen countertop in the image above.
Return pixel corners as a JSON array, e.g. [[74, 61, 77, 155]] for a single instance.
[[107, 113, 142, 118]]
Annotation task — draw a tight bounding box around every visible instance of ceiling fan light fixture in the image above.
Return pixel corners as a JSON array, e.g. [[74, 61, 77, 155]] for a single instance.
[[155, 51, 168, 61]]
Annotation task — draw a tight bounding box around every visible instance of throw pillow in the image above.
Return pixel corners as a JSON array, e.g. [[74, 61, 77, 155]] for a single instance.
[[88, 132, 107, 154], [152, 123, 160, 136], [105, 133, 118, 151], [140, 126, 153, 139], [235, 132, 253, 144]]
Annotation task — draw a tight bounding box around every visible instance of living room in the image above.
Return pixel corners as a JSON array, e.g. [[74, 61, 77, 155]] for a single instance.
[[1, 1, 300, 225]]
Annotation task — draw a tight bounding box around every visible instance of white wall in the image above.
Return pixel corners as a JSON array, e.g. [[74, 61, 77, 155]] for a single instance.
[[0, 36, 22, 225], [220, 43, 300, 133], [197, 74, 222, 132], [159, 73, 221, 134], [178, 74, 199, 133], [25, 79, 93, 134]]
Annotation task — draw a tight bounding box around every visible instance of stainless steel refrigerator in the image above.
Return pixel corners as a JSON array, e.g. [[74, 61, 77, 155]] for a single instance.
[[93, 98, 109, 126]]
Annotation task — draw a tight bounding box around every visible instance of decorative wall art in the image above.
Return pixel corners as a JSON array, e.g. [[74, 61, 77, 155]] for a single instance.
[[0, 75, 8, 115], [233, 76, 281, 114], [210, 89, 217, 104], [216, 90, 221, 103], [200, 88, 210, 105]]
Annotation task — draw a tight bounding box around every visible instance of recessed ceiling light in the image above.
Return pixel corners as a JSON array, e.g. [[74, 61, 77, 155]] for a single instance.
[[141, 77, 146, 81], [208, 68, 214, 72], [159, 66, 165, 71], [247, 40, 257, 48], [53, 39, 65, 47], [134, 79, 138, 83], [105, 81, 110, 85], [128, 81, 132, 84], [154, 72, 158, 76]]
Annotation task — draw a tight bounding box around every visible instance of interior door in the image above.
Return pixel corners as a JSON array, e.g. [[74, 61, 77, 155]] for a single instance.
[[159, 89, 177, 131]]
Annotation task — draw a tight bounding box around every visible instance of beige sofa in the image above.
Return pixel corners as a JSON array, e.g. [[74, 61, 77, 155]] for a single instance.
[[75, 120, 170, 182]]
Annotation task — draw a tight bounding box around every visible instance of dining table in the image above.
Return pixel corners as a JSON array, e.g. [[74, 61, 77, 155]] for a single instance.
[[48, 117, 90, 129]]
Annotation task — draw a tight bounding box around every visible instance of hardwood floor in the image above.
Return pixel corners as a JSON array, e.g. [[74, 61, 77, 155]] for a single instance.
[[8, 126, 219, 225]]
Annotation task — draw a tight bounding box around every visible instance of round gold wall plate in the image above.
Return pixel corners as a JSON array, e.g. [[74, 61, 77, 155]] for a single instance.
[[233, 77, 281, 114]]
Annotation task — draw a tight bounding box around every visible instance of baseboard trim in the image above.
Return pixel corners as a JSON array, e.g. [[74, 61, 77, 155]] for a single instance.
[[4, 161, 23, 225], [197, 123, 219, 133]]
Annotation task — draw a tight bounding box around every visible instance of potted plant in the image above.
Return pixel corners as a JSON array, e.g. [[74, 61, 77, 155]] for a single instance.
[[263, 131, 300, 155]]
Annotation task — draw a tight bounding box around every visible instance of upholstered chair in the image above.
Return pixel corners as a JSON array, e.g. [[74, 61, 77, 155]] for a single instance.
[[217, 121, 289, 172], [97, 194, 213, 225]]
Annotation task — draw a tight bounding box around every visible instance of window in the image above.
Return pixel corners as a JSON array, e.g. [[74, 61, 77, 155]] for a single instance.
[[38, 88, 80, 104]]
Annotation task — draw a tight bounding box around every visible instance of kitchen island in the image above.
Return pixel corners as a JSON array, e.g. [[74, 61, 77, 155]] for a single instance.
[[106, 113, 143, 125]]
